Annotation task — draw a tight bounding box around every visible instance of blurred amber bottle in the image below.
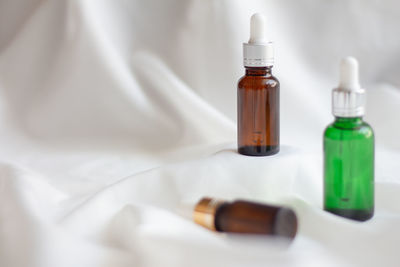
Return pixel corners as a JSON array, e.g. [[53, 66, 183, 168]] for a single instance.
[[193, 197, 297, 239], [237, 13, 279, 156]]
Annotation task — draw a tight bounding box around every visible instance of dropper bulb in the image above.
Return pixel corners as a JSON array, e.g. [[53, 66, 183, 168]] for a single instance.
[[249, 13, 267, 44], [339, 57, 361, 91]]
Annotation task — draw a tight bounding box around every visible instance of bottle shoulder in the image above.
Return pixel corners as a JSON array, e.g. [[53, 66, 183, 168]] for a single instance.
[[238, 74, 280, 89], [324, 120, 374, 140], [361, 121, 374, 131]]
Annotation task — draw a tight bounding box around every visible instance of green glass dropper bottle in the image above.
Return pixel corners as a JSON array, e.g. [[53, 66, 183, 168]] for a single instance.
[[323, 57, 374, 221]]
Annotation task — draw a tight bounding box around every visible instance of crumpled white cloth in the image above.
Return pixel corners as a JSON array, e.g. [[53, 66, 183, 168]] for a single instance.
[[0, 0, 399, 266]]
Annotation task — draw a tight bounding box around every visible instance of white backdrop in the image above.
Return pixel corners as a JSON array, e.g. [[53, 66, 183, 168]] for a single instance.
[[0, 0, 400, 266]]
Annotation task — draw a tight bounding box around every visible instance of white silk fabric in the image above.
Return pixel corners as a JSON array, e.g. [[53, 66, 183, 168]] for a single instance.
[[0, 1, 399, 266]]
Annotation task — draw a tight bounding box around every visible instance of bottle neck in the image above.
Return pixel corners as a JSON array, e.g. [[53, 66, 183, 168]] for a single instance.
[[334, 117, 363, 129], [245, 66, 272, 76]]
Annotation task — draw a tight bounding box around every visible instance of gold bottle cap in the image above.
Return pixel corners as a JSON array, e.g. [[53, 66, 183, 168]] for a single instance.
[[193, 197, 225, 231]]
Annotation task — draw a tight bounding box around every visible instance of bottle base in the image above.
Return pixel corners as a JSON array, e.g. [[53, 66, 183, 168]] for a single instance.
[[324, 208, 373, 221], [238, 145, 279, 156]]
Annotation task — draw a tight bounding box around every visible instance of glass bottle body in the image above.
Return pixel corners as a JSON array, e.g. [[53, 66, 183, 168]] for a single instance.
[[323, 117, 374, 221], [214, 200, 297, 238], [237, 67, 280, 156]]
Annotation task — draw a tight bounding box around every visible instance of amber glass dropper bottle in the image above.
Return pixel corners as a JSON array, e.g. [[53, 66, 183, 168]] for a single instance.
[[193, 197, 297, 239], [237, 13, 280, 156]]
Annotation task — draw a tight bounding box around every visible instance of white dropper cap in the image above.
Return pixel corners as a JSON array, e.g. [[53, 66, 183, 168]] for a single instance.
[[338, 57, 361, 90], [249, 13, 267, 44], [243, 13, 274, 67], [332, 57, 366, 117]]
